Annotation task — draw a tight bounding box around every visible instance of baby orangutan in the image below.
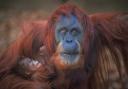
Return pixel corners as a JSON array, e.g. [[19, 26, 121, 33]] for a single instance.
[[14, 46, 56, 81]]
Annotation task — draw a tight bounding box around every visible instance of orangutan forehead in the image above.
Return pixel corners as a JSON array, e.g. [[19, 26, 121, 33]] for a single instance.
[[55, 14, 83, 30]]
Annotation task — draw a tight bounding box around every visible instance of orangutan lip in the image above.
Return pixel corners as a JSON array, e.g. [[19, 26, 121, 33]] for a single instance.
[[61, 51, 79, 55]]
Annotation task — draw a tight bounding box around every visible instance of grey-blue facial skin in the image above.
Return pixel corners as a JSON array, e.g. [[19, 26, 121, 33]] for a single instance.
[[55, 14, 84, 64]]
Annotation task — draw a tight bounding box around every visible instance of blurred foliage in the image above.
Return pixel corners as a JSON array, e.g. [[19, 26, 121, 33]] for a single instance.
[[60, 0, 69, 3]]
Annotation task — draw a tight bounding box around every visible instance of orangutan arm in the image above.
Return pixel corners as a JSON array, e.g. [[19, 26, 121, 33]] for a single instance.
[[89, 12, 128, 89]]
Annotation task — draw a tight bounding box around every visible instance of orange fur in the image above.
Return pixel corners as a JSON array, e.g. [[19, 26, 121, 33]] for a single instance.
[[0, 4, 128, 89]]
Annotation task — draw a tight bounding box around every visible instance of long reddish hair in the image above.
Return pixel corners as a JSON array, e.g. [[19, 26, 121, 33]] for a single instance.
[[87, 12, 128, 89], [0, 21, 47, 78]]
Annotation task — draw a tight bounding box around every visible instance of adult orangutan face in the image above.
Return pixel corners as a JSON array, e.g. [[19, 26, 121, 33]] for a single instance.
[[53, 14, 84, 69]]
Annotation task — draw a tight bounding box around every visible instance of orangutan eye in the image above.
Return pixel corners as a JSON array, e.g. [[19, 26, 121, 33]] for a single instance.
[[60, 28, 67, 35], [71, 28, 79, 36]]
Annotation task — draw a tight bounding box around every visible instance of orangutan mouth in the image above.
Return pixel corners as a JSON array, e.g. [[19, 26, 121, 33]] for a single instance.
[[59, 51, 80, 64], [62, 51, 79, 55]]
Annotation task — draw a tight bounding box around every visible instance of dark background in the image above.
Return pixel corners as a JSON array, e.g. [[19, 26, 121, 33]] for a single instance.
[[0, 0, 128, 54]]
